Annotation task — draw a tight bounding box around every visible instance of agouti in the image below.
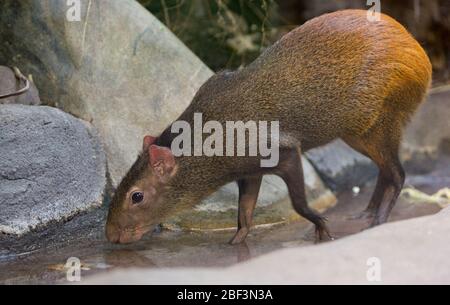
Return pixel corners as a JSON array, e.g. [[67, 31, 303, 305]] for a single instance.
[[106, 10, 432, 244]]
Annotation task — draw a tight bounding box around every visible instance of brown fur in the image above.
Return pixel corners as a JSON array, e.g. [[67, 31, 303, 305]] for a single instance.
[[106, 10, 432, 244]]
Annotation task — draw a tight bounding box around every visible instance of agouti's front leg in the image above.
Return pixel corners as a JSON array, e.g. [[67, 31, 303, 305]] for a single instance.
[[277, 147, 333, 242], [229, 176, 263, 245]]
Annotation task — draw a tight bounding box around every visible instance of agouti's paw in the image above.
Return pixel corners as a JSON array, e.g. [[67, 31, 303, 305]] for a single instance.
[[314, 224, 334, 244]]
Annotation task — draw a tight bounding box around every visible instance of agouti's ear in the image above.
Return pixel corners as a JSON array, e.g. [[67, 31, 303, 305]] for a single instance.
[[148, 145, 177, 180], [143, 135, 157, 151]]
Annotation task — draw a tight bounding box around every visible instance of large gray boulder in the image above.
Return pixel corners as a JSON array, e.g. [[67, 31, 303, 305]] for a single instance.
[[0, 105, 106, 236], [0, 0, 212, 187]]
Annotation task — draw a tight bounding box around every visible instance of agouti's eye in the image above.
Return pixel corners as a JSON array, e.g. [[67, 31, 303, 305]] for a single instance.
[[131, 192, 144, 204]]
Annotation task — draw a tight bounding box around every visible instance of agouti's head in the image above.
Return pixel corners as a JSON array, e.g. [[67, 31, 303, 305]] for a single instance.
[[105, 136, 178, 244]]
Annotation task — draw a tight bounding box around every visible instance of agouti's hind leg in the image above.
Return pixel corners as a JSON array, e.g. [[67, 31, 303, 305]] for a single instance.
[[344, 124, 405, 227], [370, 154, 405, 226], [277, 147, 332, 242], [229, 176, 263, 245]]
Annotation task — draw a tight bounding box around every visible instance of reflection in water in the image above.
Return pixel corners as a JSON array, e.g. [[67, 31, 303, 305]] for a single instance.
[[103, 249, 156, 269], [235, 242, 251, 263]]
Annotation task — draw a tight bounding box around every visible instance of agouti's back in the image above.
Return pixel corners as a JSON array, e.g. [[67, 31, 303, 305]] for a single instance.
[[188, 9, 432, 150]]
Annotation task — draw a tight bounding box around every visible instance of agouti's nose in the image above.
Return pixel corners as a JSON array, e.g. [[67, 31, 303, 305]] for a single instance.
[[105, 224, 121, 244]]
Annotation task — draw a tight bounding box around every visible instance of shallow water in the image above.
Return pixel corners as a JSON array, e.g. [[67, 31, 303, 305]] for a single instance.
[[0, 157, 448, 285], [0, 187, 443, 284]]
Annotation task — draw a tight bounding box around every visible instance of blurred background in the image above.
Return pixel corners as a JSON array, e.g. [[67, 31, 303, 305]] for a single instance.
[[139, 0, 450, 85]]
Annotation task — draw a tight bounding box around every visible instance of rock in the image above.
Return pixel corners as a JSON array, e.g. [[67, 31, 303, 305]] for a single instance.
[[0, 0, 213, 187], [170, 157, 337, 230], [0, 105, 106, 236], [401, 86, 450, 173], [84, 207, 450, 285], [306, 140, 378, 192], [0, 66, 40, 105]]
